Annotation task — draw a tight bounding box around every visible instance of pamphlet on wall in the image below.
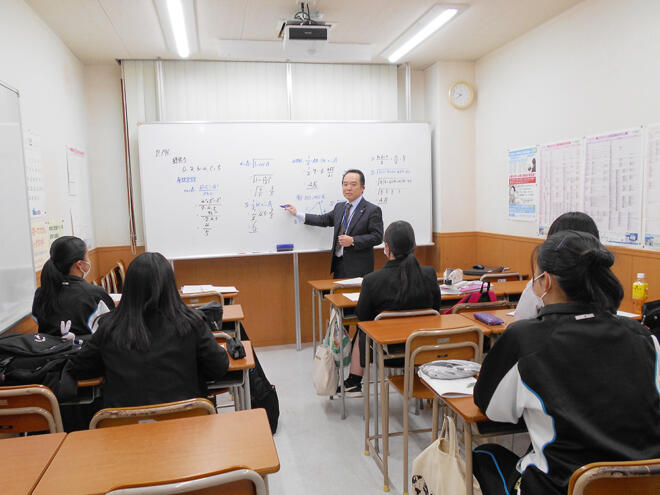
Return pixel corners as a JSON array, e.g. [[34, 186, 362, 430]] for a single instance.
[[508, 145, 538, 222]]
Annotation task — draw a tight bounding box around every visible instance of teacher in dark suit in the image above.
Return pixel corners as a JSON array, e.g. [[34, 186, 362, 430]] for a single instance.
[[285, 169, 383, 278]]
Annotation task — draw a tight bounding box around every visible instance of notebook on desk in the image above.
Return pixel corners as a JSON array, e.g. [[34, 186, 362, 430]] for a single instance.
[[463, 266, 505, 276]]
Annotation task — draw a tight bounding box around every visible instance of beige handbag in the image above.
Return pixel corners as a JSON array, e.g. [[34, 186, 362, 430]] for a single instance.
[[411, 416, 482, 495]]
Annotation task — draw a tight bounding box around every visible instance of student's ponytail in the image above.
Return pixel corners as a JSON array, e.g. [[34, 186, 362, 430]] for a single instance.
[[537, 231, 623, 313], [34, 236, 87, 316]]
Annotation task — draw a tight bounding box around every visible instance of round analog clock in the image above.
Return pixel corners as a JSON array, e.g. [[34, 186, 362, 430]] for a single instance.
[[448, 81, 475, 109]]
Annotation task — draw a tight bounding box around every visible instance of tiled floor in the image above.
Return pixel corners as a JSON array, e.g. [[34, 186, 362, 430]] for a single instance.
[[252, 343, 529, 495]]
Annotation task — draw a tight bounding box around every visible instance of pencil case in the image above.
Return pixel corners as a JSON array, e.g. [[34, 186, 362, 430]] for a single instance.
[[473, 312, 505, 325]]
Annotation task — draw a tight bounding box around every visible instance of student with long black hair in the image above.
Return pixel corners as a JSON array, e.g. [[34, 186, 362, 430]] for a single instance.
[[71, 252, 229, 408], [340, 221, 440, 396], [32, 235, 114, 336], [473, 231, 660, 495], [515, 211, 599, 320]]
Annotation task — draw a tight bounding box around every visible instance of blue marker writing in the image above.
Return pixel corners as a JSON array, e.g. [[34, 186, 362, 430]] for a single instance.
[[280, 204, 290, 208]]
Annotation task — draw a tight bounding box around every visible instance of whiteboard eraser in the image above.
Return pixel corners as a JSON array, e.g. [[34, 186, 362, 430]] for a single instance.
[[277, 243, 294, 252]]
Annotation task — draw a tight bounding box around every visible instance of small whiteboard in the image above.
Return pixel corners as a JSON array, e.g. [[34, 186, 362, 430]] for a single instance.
[[138, 121, 431, 260]]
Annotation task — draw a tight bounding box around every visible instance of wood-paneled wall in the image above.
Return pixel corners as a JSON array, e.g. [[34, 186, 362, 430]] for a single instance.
[[436, 231, 660, 312], [10, 235, 659, 342]]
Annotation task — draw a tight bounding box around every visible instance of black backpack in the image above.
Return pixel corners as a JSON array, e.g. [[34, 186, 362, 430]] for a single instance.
[[0, 333, 79, 401], [239, 324, 279, 434]]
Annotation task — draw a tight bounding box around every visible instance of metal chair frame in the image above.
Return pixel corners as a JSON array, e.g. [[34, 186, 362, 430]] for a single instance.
[[568, 458, 660, 495], [0, 384, 64, 433]]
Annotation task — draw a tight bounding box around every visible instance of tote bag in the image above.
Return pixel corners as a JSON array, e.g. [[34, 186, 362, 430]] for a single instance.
[[325, 306, 351, 367], [313, 333, 338, 396], [411, 416, 482, 495]]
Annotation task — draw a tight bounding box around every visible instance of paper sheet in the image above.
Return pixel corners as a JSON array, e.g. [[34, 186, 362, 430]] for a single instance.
[[333, 277, 363, 286], [584, 129, 643, 245], [538, 139, 583, 235], [644, 123, 660, 248], [418, 369, 476, 398], [343, 292, 360, 302], [180, 285, 238, 294], [508, 146, 538, 222]]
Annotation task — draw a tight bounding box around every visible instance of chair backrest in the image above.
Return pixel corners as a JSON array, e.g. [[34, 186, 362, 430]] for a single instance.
[[0, 384, 64, 433], [107, 269, 118, 293], [480, 272, 523, 282], [105, 468, 266, 495], [375, 309, 440, 320], [180, 291, 224, 308], [114, 260, 126, 293], [568, 458, 660, 495], [89, 398, 216, 429], [402, 327, 483, 396], [450, 300, 515, 314]]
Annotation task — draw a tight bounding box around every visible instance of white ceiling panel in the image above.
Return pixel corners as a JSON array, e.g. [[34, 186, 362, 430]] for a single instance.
[[25, 0, 584, 67]]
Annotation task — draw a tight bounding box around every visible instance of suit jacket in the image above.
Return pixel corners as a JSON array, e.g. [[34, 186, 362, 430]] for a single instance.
[[70, 313, 229, 408], [305, 197, 383, 277], [356, 259, 441, 321]]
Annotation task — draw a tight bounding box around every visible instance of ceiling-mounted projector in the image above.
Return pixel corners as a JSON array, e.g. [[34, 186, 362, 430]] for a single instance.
[[282, 23, 328, 56]]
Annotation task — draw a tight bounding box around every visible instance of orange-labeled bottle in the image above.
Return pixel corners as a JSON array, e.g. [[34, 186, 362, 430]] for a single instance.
[[632, 272, 648, 314]]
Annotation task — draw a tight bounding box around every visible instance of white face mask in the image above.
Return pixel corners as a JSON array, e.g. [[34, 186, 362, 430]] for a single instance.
[[80, 260, 91, 279], [533, 271, 551, 302]]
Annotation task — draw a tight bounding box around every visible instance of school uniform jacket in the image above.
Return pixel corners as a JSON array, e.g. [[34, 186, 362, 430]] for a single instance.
[[304, 197, 383, 277], [70, 313, 229, 408], [356, 258, 441, 321], [32, 275, 115, 336], [474, 303, 660, 495]]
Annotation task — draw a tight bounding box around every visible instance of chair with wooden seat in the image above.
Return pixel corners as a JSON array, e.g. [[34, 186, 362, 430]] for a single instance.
[[113, 260, 126, 293], [0, 384, 64, 434], [181, 291, 225, 308], [89, 398, 216, 429], [480, 272, 523, 282], [105, 468, 267, 495], [383, 326, 483, 495], [568, 458, 660, 495], [450, 300, 515, 314]]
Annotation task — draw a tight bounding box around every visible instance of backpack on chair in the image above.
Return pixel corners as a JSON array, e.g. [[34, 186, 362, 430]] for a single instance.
[[642, 300, 660, 340], [444, 281, 497, 314]]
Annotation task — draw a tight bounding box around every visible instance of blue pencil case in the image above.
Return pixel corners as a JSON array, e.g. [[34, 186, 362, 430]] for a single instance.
[[473, 312, 505, 325]]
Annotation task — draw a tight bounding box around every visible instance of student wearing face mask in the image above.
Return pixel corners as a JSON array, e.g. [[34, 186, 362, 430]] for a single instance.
[[32, 235, 115, 336], [472, 231, 660, 495], [514, 212, 599, 320]]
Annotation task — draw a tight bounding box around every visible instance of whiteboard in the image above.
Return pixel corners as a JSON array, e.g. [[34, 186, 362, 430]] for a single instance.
[[0, 82, 36, 333], [137, 122, 432, 260]]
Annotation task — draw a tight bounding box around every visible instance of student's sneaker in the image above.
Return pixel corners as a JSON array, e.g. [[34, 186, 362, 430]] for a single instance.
[[344, 382, 362, 398], [336, 376, 363, 398]]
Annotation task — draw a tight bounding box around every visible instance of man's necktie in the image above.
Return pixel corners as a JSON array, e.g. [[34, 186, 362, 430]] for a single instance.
[[336, 203, 352, 256]]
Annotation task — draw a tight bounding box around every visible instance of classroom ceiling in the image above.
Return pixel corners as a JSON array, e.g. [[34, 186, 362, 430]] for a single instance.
[[26, 0, 583, 68]]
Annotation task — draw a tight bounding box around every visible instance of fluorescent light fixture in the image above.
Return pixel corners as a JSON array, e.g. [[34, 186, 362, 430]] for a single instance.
[[154, 0, 198, 58], [382, 4, 462, 63], [166, 0, 189, 58]]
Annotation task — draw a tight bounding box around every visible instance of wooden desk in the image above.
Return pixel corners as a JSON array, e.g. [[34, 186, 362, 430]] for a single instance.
[[33, 410, 279, 495], [308, 278, 360, 354], [221, 303, 245, 341], [358, 313, 486, 492], [459, 308, 516, 336], [1, 433, 66, 495]]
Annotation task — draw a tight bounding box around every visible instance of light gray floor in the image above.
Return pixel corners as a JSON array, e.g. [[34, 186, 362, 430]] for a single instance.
[[251, 343, 530, 495]]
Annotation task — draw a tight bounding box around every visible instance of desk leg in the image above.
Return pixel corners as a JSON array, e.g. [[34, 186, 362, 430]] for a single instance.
[[293, 253, 302, 351], [317, 291, 324, 348], [235, 321, 241, 342], [243, 369, 251, 410], [380, 343, 389, 492], [465, 421, 473, 495], [339, 308, 346, 420], [374, 344, 380, 455], [364, 333, 371, 456], [312, 289, 317, 355]]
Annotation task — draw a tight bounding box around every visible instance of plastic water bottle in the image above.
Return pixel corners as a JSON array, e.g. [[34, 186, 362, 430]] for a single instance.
[[632, 273, 648, 314]]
